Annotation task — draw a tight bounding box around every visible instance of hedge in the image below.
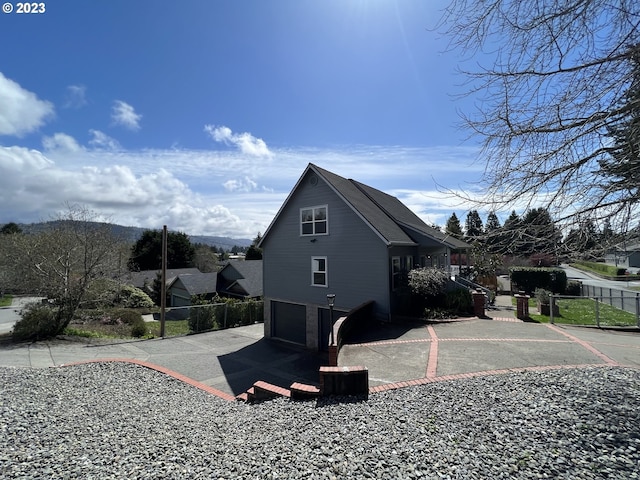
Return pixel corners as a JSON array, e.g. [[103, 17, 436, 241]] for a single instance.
[[510, 267, 567, 294]]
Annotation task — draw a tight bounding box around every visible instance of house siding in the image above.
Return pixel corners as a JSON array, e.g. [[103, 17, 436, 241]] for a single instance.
[[263, 171, 391, 348]]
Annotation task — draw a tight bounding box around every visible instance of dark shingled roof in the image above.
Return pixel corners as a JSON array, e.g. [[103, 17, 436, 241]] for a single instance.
[[171, 272, 218, 296], [311, 164, 470, 249], [218, 260, 263, 298]]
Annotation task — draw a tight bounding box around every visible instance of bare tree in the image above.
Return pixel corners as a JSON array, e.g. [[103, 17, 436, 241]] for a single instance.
[[440, 1, 640, 230], [5, 205, 127, 335]]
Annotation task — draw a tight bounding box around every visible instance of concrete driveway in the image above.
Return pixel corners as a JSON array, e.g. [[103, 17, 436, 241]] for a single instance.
[[0, 298, 638, 401]]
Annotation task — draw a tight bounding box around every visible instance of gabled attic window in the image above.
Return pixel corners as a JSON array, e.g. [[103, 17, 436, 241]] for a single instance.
[[301, 205, 328, 235]]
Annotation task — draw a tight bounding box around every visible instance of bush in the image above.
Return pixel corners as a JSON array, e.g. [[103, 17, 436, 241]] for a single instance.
[[408, 268, 449, 297], [109, 309, 147, 338], [565, 280, 581, 296], [444, 289, 473, 315], [534, 288, 551, 304], [129, 317, 147, 338], [510, 267, 567, 294], [573, 260, 627, 276], [12, 303, 60, 341], [189, 305, 220, 333], [84, 279, 154, 309]]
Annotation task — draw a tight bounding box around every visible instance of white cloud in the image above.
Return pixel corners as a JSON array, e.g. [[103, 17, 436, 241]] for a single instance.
[[111, 100, 142, 131], [223, 176, 258, 192], [89, 129, 120, 150], [0, 139, 488, 236], [0, 72, 54, 137], [42, 133, 83, 153], [63, 84, 87, 109], [204, 124, 272, 157]]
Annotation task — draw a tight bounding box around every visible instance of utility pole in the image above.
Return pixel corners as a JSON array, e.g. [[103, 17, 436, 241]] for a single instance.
[[160, 225, 167, 338]]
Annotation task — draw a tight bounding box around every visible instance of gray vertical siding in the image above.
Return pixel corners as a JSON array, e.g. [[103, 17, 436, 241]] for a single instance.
[[263, 170, 391, 322]]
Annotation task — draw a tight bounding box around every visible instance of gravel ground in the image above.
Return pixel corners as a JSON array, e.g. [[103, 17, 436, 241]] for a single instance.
[[1, 364, 639, 479]]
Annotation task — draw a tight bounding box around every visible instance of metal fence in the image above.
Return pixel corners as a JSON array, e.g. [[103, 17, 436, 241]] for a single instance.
[[581, 284, 640, 316], [165, 301, 264, 333], [549, 292, 640, 328]]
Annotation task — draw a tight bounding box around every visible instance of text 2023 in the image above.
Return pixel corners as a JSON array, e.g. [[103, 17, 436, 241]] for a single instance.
[[16, 2, 45, 13]]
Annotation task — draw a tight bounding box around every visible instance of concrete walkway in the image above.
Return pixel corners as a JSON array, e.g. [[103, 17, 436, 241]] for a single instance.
[[340, 298, 640, 394], [0, 296, 638, 401]]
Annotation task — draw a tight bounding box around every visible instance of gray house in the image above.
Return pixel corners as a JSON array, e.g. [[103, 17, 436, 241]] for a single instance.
[[167, 272, 218, 307], [605, 241, 640, 269], [258, 163, 470, 351], [217, 260, 263, 299]]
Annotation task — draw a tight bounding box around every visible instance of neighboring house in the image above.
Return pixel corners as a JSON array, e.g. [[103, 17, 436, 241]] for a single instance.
[[217, 260, 263, 299], [605, 242, 640, 269], [167, 272, 218, 307], [258, 163, 470, 351], [125, 268, 202, 295]]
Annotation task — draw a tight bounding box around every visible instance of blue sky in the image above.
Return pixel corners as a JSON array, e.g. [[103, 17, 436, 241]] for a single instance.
[[0, 0, 488, 238]]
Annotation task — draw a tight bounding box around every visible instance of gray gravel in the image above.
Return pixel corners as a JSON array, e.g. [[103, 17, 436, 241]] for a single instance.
[[1, 364, 639, 479]]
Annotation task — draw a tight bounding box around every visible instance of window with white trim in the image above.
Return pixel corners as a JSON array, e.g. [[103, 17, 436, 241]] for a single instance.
[[301, 205, 328, 235], [311, 256, 328, 287]]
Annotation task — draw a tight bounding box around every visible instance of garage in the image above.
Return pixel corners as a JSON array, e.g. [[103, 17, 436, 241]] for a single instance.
[[271, 301, 306, 345]]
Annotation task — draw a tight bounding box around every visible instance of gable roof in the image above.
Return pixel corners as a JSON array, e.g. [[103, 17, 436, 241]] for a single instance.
[[218, 260, 263, 298], [124, 268, 202, 289], [168, 272, 218, 296], [260, 163, 470, 249]]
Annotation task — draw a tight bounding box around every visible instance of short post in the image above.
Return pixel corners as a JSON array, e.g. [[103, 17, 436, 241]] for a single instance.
[[549, 294, 555, 324], [514, 292, 530, 320], [595, 297, 600, 328], [327, 294, 337, 366], [636, 293, 640, 328], [472, 289, 486, 318]]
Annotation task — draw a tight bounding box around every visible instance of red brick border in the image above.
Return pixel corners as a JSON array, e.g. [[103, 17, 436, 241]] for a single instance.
[[58, 358, 237, 402], [545, 324, 620, 366], [425, 325, 438, 378]]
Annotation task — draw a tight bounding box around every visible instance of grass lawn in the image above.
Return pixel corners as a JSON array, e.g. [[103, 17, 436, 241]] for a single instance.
[[65, 319, 190, 339], [0, 295, 12, 307], [145, 320, 190, 337], [515, 297, 638, 326]]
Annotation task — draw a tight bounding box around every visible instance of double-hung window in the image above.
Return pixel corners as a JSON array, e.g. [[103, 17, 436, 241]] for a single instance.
[[301, 205, 328, 236], [312, 256, 328, 287]]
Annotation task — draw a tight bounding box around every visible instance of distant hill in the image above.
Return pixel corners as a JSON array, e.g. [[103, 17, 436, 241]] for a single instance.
[[9, 221, 252, 250]]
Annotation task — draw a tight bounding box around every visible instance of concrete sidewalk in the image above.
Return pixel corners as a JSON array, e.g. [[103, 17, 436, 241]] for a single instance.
[[0, 324, 324, 400], [0, 301, 638, 400]]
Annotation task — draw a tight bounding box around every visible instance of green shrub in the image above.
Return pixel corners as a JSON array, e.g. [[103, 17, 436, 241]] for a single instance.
[[510, 267, 567, 294], [573, 261, 626, 276], [84, 279, 154, 309], [12, 303, 60, 341], [408, 268, 449, 297], [189, 305, 220, 333], [534, 288, 551, 304], [444, 289, 473, 315], [130, 317, 147, 338], [565, 280, 581, 296], [111, 309, 144, 325], [107, 309, 146, 337]]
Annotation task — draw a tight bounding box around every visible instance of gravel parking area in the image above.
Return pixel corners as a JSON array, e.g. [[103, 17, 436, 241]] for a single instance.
[[1, 363, 639, 479]]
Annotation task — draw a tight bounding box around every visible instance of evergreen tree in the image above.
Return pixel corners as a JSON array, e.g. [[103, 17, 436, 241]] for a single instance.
[[245, 233, 263, 260], [445, 213, 463, 239], [599, 50, 640, 209], [0, 222, 22, 235], [128, 229, 195, 271], [464, 210, 483, 240], [484, 211, 502, 254], [520, 208, 562, 257]]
